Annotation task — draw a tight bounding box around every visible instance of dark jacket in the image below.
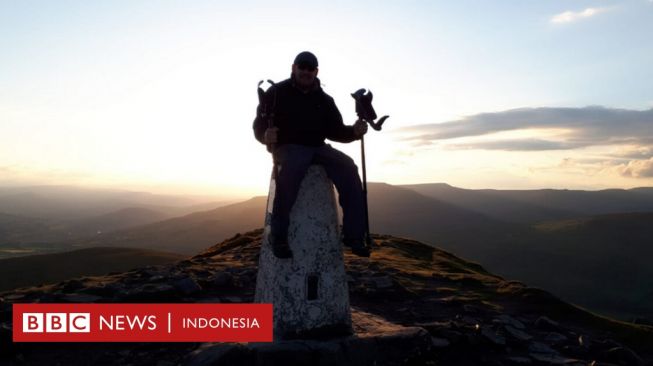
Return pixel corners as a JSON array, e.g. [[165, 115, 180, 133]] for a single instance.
[[253, 77, 358, 147]]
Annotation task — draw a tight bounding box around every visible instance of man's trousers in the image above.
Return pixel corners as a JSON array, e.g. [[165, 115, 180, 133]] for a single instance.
[[270, 143, 365, 242]]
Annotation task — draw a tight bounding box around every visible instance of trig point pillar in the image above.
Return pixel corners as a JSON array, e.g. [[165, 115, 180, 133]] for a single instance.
[[254, 165, 352, 339]]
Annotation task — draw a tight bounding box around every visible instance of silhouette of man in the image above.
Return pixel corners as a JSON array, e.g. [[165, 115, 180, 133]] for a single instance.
[[253, 51, 371, 259]]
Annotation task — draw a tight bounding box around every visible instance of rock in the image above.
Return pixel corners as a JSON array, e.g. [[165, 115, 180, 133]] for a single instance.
[[0, 322, 15, 358], [505, 325, 533, 342], [529, 353, 578, 365], [186, 311, 433, 366], [367, 276, 394, 289], [578, 334, 592, 349], [535, 316, 560, 331], [3, 293, 26, 301], [122, 284, 176, 301], [173, 277, 202, 295], [481, 326, 506, 346], [505, 356, 533, 365], [81, 284, 119, 297], [61, 279, 85, 293], [155, 360, 175, 366], [544, 332, 569, 345], [431, 336, 450, 348], [601, 346, 645, 366], [460, 315, 481, 326], [222, 296, 244, 303], [528, 342, 559, 355], [61, 293, 102, 303], [496, 314, 526, 330], [210, 272, 233, 287], [463, 304, 482, 314]]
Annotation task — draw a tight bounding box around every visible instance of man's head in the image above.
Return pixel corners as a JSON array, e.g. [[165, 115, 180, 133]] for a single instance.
[[292, 51, 319, 90]]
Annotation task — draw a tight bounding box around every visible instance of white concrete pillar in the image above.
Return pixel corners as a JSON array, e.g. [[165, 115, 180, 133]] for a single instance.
[[255, 165, 352, 339]]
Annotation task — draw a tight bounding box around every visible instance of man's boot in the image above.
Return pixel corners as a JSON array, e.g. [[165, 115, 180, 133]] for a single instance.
[[343, 238, 371, 257], [270, 232, 293, 259]]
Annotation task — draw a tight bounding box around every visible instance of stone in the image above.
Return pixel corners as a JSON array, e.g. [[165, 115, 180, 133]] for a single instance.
[[173, 277, 202, 295], [185, 310, 432, 366], [61, 293, 102, 303], [579, 334, 592, 349], [463, 304, 481, 313], [368, 276, 393, 289], [122, 284, 176, 301], [222, 296, 243, 303], [601, 346, 645, 366], [81, 284, 117, 297], [431, 337, 451, 348], [3, 293, 26, 301], [481, 326, 506, 346], [210, 272, 233, 287], [505, 356, 533, 365], [61, 279, 85, 293], [529, 353, 578, 365], [255, 165, 352, 339], [155, 361, 175, 366], [535, 316, 561, 331], [496, 314, 526, 329], [544, 332, 569, 344], [505, 325, 533, 342], [529, 342, 559, 355]]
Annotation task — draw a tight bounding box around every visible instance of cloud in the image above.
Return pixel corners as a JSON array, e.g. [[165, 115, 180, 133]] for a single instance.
[[400, 106, 653, 151], [551, 7, 608, 24], [620, 158, 653, 178], [610, 146, 653, 160], [446, 139, 583, 151]]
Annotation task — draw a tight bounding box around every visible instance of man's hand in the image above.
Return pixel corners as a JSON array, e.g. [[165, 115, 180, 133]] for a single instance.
[[353, 119, 368, 138], [264, 127, 279, 144]]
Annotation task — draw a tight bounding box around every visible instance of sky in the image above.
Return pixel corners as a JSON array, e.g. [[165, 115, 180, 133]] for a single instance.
[[1, 0, 652, 199]]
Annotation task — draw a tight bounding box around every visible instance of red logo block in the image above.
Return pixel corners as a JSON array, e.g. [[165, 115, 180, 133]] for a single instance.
[[13, 303, 273, 342]]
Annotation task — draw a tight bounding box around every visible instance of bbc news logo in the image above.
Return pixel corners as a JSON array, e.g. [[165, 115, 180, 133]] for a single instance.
[[23, 313, 91, 333], [13, 303, 272, 342]]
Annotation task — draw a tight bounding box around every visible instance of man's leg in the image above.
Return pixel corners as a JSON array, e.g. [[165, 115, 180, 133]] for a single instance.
[[270, 144, 315, 256], [313, 144, 366, 246]]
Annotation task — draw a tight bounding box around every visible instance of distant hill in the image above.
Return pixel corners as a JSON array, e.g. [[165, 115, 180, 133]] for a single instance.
[[7, 182, 653, 323], [0, 184, 228, 221], [525, 212, 653, 321], [77, 196, 269, 254], [73, 184, 522, 261], [65, 207, 173, 236], [0, 185, 230, 247], [0, 247, 186, 292], [402, 183, 653, 223]]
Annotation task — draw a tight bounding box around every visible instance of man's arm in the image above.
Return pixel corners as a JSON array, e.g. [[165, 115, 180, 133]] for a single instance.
[[325, 97, 359, 143], [252, 99, 268, 145]]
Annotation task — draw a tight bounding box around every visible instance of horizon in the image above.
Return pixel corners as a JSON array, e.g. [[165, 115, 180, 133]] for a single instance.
[[2, 180, 653, 204], [2, 1, 652, 197]]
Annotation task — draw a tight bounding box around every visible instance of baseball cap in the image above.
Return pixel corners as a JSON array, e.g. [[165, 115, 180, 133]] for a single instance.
[[293, 51, 318, 68]]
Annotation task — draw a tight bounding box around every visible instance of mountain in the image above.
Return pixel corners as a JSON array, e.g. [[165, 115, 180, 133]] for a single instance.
[[65, 207, 173, 236], [0, 247, 186, 292], [77, 196, 269, 254], [10, 183, 653, 324], [526, 213, 653, 321], [0, 184, 227, 221], [1, 230, 651, 365], [71, 184, 523, 263], [402, 183, 653, 223], [0, 207, 172, 249], [0, 185, 230, 250]]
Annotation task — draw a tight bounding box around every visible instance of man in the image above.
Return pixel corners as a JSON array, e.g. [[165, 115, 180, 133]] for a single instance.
[[253, 51, 371, 259]]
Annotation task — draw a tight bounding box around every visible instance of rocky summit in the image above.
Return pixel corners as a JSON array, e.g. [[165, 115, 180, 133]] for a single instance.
[[1, 229, 652, 365]]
